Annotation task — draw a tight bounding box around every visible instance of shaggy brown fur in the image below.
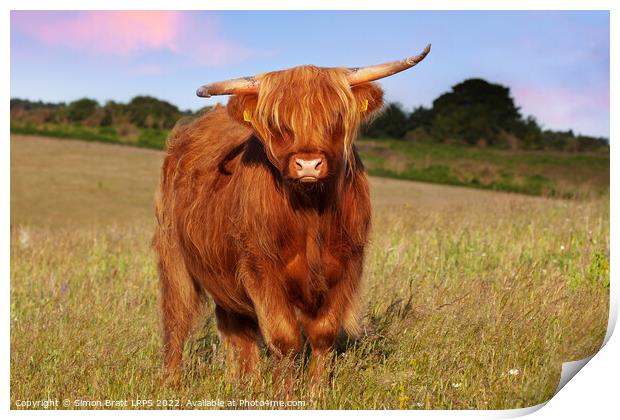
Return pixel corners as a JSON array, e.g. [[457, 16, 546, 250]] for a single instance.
[[153, 65, 384, 385]]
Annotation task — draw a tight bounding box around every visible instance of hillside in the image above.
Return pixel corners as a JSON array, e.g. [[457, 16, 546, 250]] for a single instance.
[[11, 135, 546, 228], [357, 139, 608, 198], [9, 128, 609, 199]]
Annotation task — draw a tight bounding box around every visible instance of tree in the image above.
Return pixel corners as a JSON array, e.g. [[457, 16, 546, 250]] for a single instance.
[[406, 106, 434, 132], [101, 100, 129, 126], [126, 96, 181, 129], [513, 116, 543, 150], [430, 79, 522, 145], [67, 98, 99, 122], [362, 102, 408, 139]]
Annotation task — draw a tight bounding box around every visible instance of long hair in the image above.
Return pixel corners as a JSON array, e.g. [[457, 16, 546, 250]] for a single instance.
[[250, 66, 363, 172]]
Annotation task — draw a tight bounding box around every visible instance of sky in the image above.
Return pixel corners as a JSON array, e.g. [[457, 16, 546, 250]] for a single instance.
[[10, 10, 610, 138]]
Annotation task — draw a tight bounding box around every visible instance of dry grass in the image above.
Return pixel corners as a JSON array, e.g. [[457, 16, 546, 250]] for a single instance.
[[10, 135, 162, 228], [10, 135, 609, 409]]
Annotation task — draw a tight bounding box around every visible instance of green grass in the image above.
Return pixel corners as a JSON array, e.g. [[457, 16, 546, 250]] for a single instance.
[[10, 135, 609, 409], [357, 138, 609, 198], [10, 122, 169, 150], [10, 122, 608, 198]]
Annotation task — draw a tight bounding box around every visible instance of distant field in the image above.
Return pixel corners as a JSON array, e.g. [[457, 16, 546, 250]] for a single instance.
[[357, 139, 609, 198], [10, 135, 162, 228], [10, 135, 609, 409], [11, 123, 609, 198]]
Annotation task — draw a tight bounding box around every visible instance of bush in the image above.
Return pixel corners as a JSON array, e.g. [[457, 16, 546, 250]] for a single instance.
[[67, 98, 99, 123], [404, 127, 434, 143], [127, 96, 181, 129], [363, 103, 408, 139]]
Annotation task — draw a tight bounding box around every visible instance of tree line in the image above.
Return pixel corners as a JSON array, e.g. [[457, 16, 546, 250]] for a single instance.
[[10, 78, 608, 153], [362, 78, 608, 152], [10, 96, 206, 141]]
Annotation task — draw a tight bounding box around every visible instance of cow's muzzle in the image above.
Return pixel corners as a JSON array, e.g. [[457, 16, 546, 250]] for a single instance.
[[288, 153, 328, 183]]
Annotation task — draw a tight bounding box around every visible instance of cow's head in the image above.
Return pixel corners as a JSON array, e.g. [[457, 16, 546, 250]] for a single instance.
[[197, 44, 431, 185]]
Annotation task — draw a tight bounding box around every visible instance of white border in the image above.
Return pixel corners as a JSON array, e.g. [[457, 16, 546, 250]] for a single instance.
[[3, 1, 617, 419]]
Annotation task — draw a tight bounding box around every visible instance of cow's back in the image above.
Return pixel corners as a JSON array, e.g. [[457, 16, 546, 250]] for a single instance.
[[154, 106, 258, 315]]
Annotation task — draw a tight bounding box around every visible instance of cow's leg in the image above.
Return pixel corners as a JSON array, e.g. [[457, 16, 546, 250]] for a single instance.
[[156, 245, 201, 383], [264, 308, 301, 399], [300, 254, 365, 388], [299, 310, 339, 389], [242, 273, 301, 396], [215, 305, 260, 380]]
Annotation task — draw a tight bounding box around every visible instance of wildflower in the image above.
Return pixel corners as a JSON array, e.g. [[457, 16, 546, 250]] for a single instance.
[[560, 245, 565, 251], [509, 368, 520, 376], [451, 383, 461, 388]]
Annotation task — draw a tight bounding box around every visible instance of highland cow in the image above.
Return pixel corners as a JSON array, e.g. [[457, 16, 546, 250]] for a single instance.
[[153, 44, 430, 385]]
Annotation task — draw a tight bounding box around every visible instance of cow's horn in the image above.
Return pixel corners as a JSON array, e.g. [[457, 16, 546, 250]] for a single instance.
[[196, 76, 259, 98], [196, 44, 430, 97], [345, 43, 431, 86]]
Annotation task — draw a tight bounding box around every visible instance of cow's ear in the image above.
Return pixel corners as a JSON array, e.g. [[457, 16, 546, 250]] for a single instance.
[[227, 93, 259, 127], [351, 82, 384, 122]]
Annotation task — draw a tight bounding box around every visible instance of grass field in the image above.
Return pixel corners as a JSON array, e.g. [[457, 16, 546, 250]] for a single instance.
[[10, 135, 610, 409], [356, 139, 609, 198], [11, 122, 609, 198]]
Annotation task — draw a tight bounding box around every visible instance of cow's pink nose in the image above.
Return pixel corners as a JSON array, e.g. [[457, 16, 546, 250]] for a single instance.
[[295, 158, 323, 182], [288, 153, 328, 182]]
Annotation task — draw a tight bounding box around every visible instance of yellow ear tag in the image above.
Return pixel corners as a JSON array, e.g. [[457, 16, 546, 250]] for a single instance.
[[243, 110, 252, 122], [361, 99, 369, 112]]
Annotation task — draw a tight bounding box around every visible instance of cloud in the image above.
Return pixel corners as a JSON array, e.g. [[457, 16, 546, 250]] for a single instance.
[[11, 11, 263, 66], [12, 11, 181, 55], [513, 85, 609, 136]]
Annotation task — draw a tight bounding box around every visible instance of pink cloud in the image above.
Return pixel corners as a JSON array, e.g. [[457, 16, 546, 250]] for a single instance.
[[11, 11, 266, 66], [13, 11, 182, 55], [513, 85, 609, 135]]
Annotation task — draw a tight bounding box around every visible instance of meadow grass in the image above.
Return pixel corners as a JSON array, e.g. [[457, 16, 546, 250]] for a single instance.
[[357, 138, 609, 198], [10, 122, 609, 198], [10, 135, 609, 409], [10, 123, 169, 150]]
